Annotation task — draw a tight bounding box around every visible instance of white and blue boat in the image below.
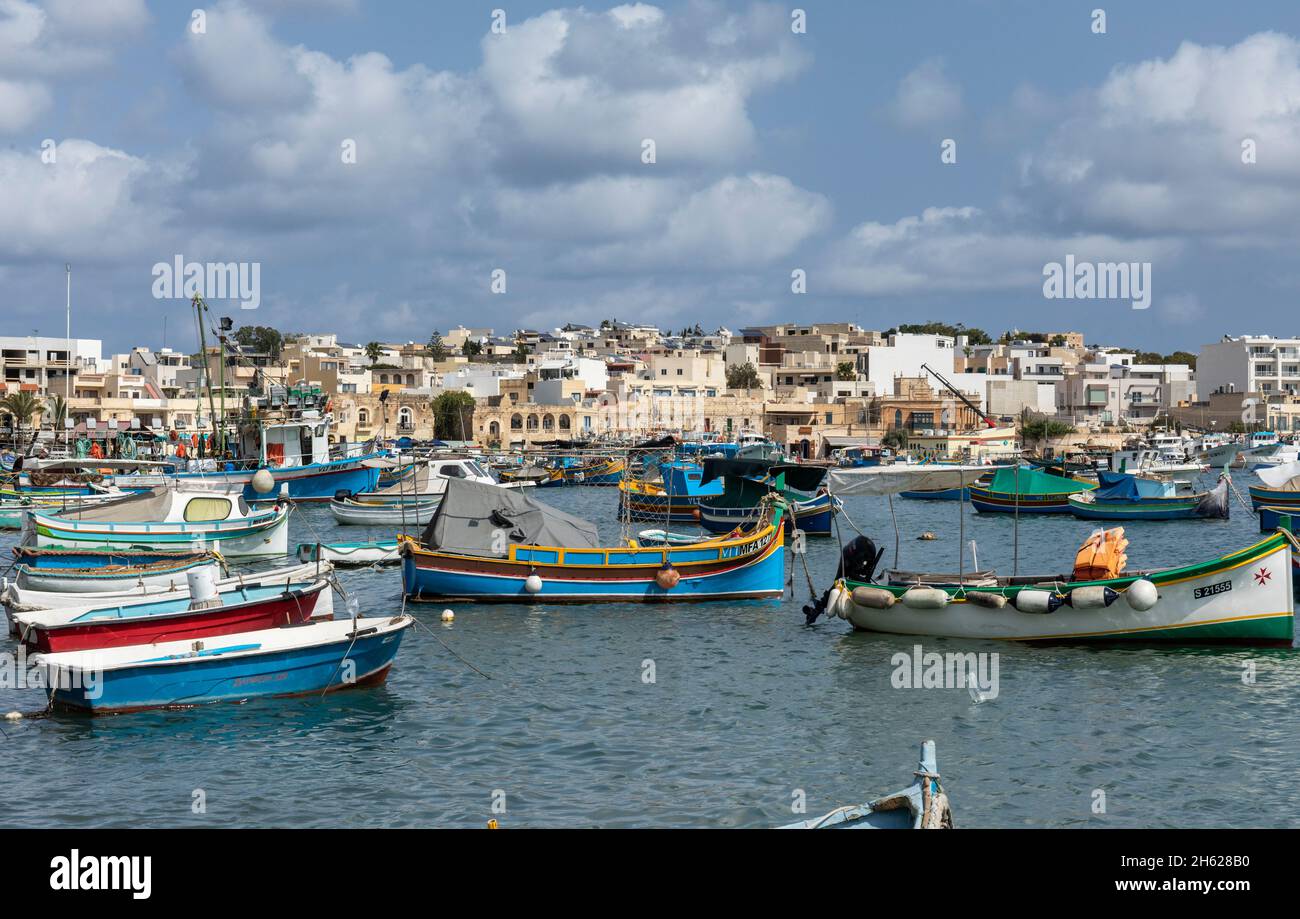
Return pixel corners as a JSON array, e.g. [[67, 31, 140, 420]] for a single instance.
[[27, 486, 290, 558], [780, 741, 952, 829], [697, 460, 839, 536], [1067, 472, 1229, 521], [33, 614, 413, 713]]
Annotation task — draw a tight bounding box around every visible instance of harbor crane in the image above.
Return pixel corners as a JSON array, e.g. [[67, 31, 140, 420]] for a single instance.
[[919, 362, 997, 429]]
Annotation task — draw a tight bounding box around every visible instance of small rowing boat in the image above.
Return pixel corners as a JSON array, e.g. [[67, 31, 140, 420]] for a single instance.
[[296, 540, 399, 566], [779, 741, 952, 829], [328, 495, 441, 526]]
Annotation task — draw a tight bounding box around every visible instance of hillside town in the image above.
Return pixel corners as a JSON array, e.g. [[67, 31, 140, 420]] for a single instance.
[[0, 321, 1291, 459]]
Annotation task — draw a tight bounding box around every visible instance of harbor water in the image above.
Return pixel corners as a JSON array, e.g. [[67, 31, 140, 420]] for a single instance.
[[2, 471, 1297, 828]]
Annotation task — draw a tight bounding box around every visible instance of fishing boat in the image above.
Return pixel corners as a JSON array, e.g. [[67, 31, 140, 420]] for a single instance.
[[635, 529, 716, 547], [32, 614, 414, 713], [969, 465, 1097, 514], [12, 546, 214, 569], [618, 460, 724, 523], [26, 486, 290, 558], [571, 456, 626, 485], [1067, 472, 1229, 521], [328, 495, 441, 526], [697, 460, 839, 536], [779, 741, 951, 829], [357, 457, 532, 499], [1247, 460, 1300, 511], [297, 540, 399, 566], [15, 576, 332, 653], [827, 531, 1294, 644], [497, 464, 562, 487], [13, 552, 220, 594], [899, 485, 973, 501], [400, 479, 785, 602], [2, 561, 329, 614]]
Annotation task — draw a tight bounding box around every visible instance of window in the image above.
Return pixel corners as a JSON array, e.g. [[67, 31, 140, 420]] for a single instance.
[[510, 413, 523, 430], [438, 464, 465, 478], [358, 408, 369, 425], [183, 497, 232, 522]]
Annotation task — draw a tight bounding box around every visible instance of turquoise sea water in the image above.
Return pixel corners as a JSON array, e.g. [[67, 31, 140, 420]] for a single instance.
[[1, 471, 1297, 828]]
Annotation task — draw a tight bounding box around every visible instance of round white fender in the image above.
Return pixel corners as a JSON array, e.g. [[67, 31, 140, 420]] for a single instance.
[[901, 587, 950, 610], [524, 574, 543, 594], [1125, 578, 1158, 611], [826, 584, 845, 619], [1014, 589, 1062, 614]]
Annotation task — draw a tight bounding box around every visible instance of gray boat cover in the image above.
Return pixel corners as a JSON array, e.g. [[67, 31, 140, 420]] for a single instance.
[[419, 478, 600, 557]]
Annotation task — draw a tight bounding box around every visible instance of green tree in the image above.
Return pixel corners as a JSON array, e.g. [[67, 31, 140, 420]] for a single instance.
[[233, 325, 284, 359], [431, 391, 475, 441], [882, 428, 908, 451], [835, 361, 857, 381], [726, 362, 761, 390], [1018, 409, 1076, 443], [426, 331, 449, 361], [48, 393, 67, 431], [1, 391, 45, 451], [462, 339, 483, 357], [512, 342, 530, 362], [364, 342, 383, 366]]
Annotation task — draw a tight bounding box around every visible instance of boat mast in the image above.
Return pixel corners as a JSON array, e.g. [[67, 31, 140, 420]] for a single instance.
[[192, 295, 221, 459], [64, 263, 71, 453]]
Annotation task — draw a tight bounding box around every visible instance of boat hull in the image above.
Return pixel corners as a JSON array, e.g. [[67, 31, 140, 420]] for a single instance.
[[843, 534, 1294, 644], [28, 504, 291, 558], [38, 616, 411, 713], [15, 558, 217, 594], [700, 493, 836, 535], [1248, 487, 1300, 512], [297, 541, 399, 566], [1067, 496, 1204, 521], [969, 488, 1076, 514], [22, 582, 327, 654], [400, 526, 784, 603], [328, 498, 440, 526]]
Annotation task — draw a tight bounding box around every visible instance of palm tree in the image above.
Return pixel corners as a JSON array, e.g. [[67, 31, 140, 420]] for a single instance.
[[49, 393, 67, 430], [364, 342, 383, 366], [1, 391, 45, 453]]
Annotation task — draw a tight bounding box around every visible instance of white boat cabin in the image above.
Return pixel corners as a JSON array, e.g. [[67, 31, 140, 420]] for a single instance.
[[258, 412, 332, 468]]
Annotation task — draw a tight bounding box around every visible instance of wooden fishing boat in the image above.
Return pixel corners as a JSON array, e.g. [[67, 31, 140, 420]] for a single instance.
[[328, 495, 441, 526], [636, 529, 718, 547], [561, 457, 625, 485], [12, 546, 212, 569], [618, 460, 723, 523], [401, 479, 785, 602], [297, 540, 399, 566], [697, 460, 839, 535], [1247, 460, 1300, 511], [2, 561, 331, 614], [832, 532, 1294, 644], [969, 465, 1096, 514], [27, 486, 290, 557], [32, 614, 413, 713], [497, 464, 562, 487], [14, 553, 220, 594], [779, 741, 951, 829], [1067, 472, 1229, 521], [15, 577, 332, 653]]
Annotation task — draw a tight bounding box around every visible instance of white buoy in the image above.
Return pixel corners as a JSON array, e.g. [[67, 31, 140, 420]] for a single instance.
[[441, 609, 455, 623], [901, 587, 949, 610], [826, 585, 845, 619], [1125, 578, 1158, 611], [4, 711, 21, 720], [524, 574, 543, 594], [251, 468, 275, 494]]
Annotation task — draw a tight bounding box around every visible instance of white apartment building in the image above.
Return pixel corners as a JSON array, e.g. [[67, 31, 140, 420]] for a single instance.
[[861, 333, 956, 396], [1199, 335, 1300, 398], [0, 335, 102, 397]]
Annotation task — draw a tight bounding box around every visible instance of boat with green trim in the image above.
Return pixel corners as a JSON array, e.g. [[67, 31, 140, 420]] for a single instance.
[[831, 532, 1294, 644], [1067, 472, 1229, 521], [969, 465, 1097, 514]]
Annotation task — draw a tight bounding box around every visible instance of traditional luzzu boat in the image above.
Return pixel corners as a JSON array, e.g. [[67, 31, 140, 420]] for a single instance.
[[297, 540, 399, 566], [31, 614, 413, 713], [1247, 460, 1300, 512], [13, 575, 333, 653], [401, 479, 785, 602], [1067, 471, 1229, 522], [817, 465, 1296, 644], [25, 486, 290, 558], [697, 459, 839, 536], [618, 460, 724, 523], [564, 456, 626, 486], [497, 463, 562, 487], [779, 741, 951, 829], [969, 465, 1097, 514]]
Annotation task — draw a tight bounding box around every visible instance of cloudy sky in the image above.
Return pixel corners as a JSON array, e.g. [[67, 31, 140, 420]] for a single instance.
[[3, 0, 1300, 353]]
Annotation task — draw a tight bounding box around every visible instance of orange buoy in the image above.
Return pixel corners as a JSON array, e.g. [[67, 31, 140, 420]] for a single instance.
[[655, 563, 680, 590]]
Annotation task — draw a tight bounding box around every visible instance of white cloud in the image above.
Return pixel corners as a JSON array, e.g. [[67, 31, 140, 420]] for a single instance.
[[0, 77, 49, 131], [177, 1, 312, 111], [821, 206, 1181, 296], [894, 58, 962, 128], [42, 0, 148, 36]]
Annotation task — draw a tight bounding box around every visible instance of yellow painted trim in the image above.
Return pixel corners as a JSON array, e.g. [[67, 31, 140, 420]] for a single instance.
[[1009, 610, 1292, 642]]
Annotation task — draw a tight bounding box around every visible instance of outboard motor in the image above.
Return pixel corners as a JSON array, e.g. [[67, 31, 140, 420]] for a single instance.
[[333, 489, 352, 502], [838, 535, 884, 584], [804, 535, 885, 626]]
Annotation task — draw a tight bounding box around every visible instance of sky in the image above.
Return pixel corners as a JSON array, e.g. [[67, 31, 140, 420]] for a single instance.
[[3, 0, 1300, 355]]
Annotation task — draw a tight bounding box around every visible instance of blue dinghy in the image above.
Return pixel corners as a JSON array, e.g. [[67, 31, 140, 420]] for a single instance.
[[779, 740, 952, 829]]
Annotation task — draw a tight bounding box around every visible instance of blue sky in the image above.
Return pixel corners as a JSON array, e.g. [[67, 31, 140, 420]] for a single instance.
[[4, 0, 1300, 354]]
